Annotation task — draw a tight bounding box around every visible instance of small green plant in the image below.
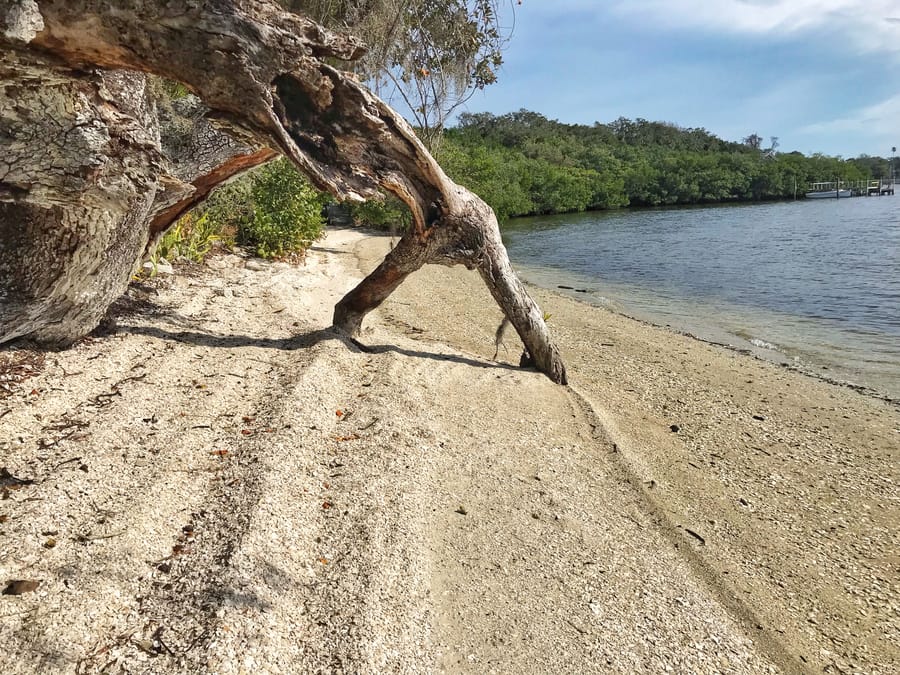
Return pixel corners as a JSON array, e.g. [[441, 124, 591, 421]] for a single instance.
[[204, 178, 253, 230], [154, 211, 232, 264], [146, 75, 193, 103], [144, 159, 329, 271], [238, 159, 327, 258]]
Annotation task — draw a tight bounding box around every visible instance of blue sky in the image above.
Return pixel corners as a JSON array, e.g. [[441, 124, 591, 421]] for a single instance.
[[458, 0, 900, 158]]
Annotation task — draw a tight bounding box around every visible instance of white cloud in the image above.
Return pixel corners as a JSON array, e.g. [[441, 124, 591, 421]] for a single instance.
[[801, 93, 900, 137], [605, 0, 900, 58]]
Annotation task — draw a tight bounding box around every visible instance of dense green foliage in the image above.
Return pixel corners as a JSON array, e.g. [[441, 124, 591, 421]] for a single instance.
[[346, 195, 412, 232], [435, 110, 892, 219], [240, 159, 328, 258], [159, 159, 327, 262], [157, 109, 895, 259]]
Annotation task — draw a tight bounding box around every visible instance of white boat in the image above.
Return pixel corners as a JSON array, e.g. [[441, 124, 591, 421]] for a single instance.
[[805, 188, 852, 199]]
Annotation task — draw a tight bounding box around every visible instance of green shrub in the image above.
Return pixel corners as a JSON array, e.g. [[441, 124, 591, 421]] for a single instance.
[[204, 177, 254, 231], [146, 75, 192, 103], [149, 159, 328, 266], [239, 159, 327, 258], [347, 194, 412, 232], [155, 210, 232, 264]]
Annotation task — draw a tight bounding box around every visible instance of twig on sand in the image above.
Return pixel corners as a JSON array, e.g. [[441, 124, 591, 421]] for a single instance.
[[565, 618, 588, 635], [75, 530, 126, 543]]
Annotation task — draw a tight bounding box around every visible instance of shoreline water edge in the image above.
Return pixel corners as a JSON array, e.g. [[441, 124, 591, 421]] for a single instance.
[[516, 272, 899, 407], [500, 199, 900, 404]]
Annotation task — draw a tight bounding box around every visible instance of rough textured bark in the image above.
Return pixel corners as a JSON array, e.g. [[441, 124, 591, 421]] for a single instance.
[[0, 54, 273, 345], [147, 95, 278, 250], [0, 59, 168, 345], [0, 0, 567, 383]]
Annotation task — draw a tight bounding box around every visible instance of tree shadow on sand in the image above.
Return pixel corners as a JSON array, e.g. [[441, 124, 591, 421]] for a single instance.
[[121, 324, 522, 375]]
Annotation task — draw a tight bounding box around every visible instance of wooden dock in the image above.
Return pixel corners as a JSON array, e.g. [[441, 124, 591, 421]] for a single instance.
[[805, 179, 895, 198], [863, 179, 895, 196]]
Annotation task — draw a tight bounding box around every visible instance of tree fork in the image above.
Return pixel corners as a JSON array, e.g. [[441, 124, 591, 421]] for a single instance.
[[335, 192, 568, 385]]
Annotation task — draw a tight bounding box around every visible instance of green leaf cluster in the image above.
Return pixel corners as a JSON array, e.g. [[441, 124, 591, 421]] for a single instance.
[[346, 195, 412, 232], [239, 159, 328, 258], [155, 211, 232, 264]]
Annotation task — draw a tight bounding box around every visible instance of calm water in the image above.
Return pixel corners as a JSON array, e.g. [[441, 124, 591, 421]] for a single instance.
[[502, 198, 900, 399]]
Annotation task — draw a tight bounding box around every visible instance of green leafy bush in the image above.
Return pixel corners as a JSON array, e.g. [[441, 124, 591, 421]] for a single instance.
[[238, 159, 327, 258], [150, 159, 328, 266], [204, 177, 254, 231], [347, 194, 412, 232]]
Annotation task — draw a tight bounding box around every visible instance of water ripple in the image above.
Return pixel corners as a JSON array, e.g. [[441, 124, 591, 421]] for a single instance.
[[503, 198, 900, 398]]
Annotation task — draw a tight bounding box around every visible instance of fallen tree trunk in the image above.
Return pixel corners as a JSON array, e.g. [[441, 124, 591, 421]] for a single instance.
[[0, 0, 567, 383], [0, 61, 170, 345]]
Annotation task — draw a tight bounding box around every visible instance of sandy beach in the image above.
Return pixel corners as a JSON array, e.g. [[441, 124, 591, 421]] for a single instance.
[[1, 227, 897, 674]]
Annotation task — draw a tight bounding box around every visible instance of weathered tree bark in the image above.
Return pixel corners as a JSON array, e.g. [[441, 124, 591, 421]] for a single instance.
[[148, 94, 279, 252], [0, 55, 273, 344], [0, 0, 566, 383], [0, 59, 168, 345]]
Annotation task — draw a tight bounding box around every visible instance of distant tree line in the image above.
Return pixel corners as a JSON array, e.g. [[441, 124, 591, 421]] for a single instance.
[[427, 110, 893, 221]]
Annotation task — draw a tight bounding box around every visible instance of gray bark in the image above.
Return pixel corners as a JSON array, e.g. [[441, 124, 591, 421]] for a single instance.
[[148, 94, 277, 250], [0, 0, 566, 383], [0, 52, 273, 345], [0, 59, 168, 345]]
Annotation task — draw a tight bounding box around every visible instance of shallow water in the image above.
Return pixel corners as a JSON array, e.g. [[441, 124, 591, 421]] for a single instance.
[[502, 198, 900, 399]]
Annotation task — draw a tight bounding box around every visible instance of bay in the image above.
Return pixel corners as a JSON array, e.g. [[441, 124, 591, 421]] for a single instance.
[[502, 197, 900, 400]]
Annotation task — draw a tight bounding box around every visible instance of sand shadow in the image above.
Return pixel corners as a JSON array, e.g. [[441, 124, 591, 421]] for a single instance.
[[121, 324, 520, 374], [360, 341, 520, 373], [122, 325, 340, 351], [308, 245, 352, 255]]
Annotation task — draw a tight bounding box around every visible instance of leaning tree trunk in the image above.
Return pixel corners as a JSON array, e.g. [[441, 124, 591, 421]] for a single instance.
[[0, 0, 566, 384]]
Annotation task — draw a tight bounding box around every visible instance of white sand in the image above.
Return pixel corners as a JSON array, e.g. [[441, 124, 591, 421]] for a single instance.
[[0, 228, 896, 674]]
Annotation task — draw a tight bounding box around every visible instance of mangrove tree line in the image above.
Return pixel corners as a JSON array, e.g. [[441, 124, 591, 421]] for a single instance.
[[431, 110, 890, 220]]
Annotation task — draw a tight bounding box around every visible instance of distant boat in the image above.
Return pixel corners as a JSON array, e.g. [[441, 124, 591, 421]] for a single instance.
[[805, 188, 852, 199]]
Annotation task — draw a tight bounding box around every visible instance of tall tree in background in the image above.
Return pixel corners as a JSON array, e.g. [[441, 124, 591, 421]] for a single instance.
[[742, 133, 764, 151], [285, 0, 512, 149]]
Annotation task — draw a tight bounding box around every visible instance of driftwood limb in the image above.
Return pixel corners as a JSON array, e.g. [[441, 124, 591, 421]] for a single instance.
[[0, 0, 567, 383]]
